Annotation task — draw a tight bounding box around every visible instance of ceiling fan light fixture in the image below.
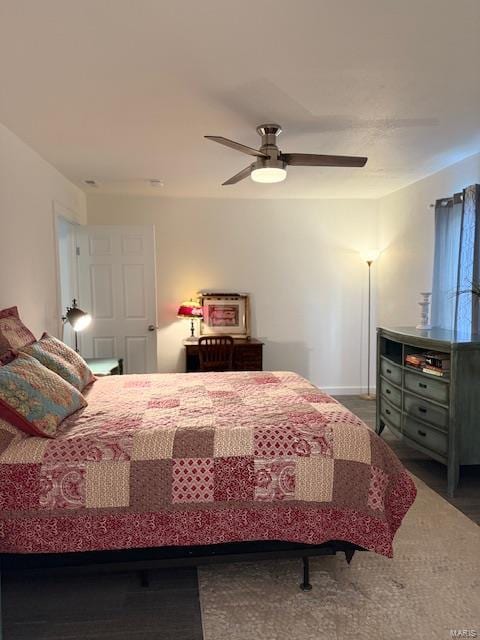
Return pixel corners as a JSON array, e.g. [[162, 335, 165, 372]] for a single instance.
[[206, 123, 368, 186], [251, 166, 287, 184]]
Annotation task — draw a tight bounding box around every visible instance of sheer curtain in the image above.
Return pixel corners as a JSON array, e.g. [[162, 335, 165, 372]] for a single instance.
[[431, 185, 480, 334]]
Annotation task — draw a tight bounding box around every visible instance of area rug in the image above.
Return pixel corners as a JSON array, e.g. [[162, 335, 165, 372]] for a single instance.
[[198, 476, 480, 640]]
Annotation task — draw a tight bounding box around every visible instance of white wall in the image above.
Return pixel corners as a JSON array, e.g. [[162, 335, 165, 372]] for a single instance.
[[0, 123, 86, 338], [87, 195, 378, 393], [377, 152, 480, 328]]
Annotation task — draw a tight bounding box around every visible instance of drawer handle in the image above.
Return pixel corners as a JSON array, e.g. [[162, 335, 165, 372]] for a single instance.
[[386, 389, 391, 395], [417, 429, 427, 437], [385, 409, 391, 415], [418, 407, 427, 414], [386, 368, 392, 374], [418, 382, 427, 389]]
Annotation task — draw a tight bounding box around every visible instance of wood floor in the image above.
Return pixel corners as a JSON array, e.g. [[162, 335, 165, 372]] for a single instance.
[[2, 396, 479, 639], [3, 567, 203, 640], [336, 395, 480, 525]]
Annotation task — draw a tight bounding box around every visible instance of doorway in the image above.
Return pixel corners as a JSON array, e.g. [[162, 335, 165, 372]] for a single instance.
[[55, 214, 78, 350], [55, 221, 159, 373]]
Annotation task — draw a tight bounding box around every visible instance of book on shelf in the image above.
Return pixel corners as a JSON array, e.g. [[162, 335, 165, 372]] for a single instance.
[[422, 366, 446, 377], [405, 354, 426, 368], [425, 352, 450, 370]]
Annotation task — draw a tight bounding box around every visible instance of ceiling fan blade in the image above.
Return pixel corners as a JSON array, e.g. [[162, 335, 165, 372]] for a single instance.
[[222, 164, 253, 186], [282, 153, 368, 167], [205, 136, 268, 158]]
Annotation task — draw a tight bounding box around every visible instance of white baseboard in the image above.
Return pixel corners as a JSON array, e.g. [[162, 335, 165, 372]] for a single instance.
[[321, 386, 377, 396]]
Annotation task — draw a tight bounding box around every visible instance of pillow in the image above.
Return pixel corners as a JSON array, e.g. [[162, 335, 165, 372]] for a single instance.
[[0, 349, 17, 366], [0, 306, 36, 355], [0, 417, 23, 455], [0, 353, 87, 438], [21, 333, 95, 391]]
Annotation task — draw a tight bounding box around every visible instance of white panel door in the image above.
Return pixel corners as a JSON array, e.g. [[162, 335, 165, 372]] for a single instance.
[[76, 225, 158, 373]]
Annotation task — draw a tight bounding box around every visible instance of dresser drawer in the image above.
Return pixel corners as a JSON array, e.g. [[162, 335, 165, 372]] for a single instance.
[[403, 417, 448, 457], [404, 371, 449, 405], [380, 357, 402, 386], [404, 393, 449, 431], [380, 401, 401, 430], [380, 378, 401, 408]]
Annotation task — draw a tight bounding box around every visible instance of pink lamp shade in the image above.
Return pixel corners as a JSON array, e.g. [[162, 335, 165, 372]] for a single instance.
[[177, 300, 203, 319], [177, 300, 203, 340]]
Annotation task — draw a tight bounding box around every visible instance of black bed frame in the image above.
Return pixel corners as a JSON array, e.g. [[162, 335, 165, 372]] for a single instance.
[[0, 540, 363, 638]]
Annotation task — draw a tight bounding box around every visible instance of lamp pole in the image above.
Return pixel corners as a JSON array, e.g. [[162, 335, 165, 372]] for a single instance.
[[366, 259, 373, 399], [359, 249, 379, 401]]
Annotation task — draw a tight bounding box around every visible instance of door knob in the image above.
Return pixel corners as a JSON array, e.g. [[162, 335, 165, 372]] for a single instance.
[[148, 324, 158, 332]]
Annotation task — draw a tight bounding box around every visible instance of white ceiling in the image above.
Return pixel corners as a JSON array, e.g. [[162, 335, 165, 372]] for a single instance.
[[0, 0, 479, 199]]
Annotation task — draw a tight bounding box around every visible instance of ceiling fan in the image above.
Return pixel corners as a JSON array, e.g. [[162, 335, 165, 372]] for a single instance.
[[205, 124, 368, 185]]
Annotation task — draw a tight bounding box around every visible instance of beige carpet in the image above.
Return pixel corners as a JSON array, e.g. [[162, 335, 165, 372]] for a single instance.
[[198, 476, 480, 640]]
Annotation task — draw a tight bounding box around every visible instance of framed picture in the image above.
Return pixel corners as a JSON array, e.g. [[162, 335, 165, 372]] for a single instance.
[[198, 293, 250, 338]]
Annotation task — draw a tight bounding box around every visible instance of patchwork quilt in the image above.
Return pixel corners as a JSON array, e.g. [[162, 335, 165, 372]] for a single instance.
[[0, 371, 416, 557]]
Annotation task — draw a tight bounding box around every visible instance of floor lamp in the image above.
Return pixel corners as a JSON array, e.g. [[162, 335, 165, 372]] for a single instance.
[[62, 299, 92, 353], [360, 250, 380, 400]]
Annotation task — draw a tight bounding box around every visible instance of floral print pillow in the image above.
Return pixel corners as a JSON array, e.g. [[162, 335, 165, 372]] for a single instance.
[[0, 353, 87, 438], [21, 334, 95, 392], [0, 307, 35, 355]]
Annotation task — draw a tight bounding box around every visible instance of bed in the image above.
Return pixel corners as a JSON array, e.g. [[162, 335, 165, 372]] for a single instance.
[[0, 370, 416, 620]]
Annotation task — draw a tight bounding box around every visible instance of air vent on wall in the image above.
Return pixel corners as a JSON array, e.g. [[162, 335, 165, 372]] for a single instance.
[[84, 179, 98, 187]]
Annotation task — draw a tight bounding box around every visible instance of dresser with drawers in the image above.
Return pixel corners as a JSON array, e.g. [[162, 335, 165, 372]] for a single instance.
[[376, 327, 480, 496]]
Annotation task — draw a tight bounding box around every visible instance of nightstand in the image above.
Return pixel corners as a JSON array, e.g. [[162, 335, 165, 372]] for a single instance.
[[85, 358, 124, 376]]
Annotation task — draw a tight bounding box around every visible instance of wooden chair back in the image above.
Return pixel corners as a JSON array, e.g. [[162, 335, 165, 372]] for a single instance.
[[198, 336, 234, 372]]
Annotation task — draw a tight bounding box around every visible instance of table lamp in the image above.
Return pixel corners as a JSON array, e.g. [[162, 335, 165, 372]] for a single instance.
[[177, 299, 203, 340]]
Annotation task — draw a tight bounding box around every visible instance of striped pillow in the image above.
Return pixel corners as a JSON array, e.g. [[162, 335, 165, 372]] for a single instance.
[[21, 334, 95, 392], [0, 353, 87, 438]]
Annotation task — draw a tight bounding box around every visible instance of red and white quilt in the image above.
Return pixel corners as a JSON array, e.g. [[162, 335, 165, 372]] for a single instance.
[[0, 371, 416, 556]]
